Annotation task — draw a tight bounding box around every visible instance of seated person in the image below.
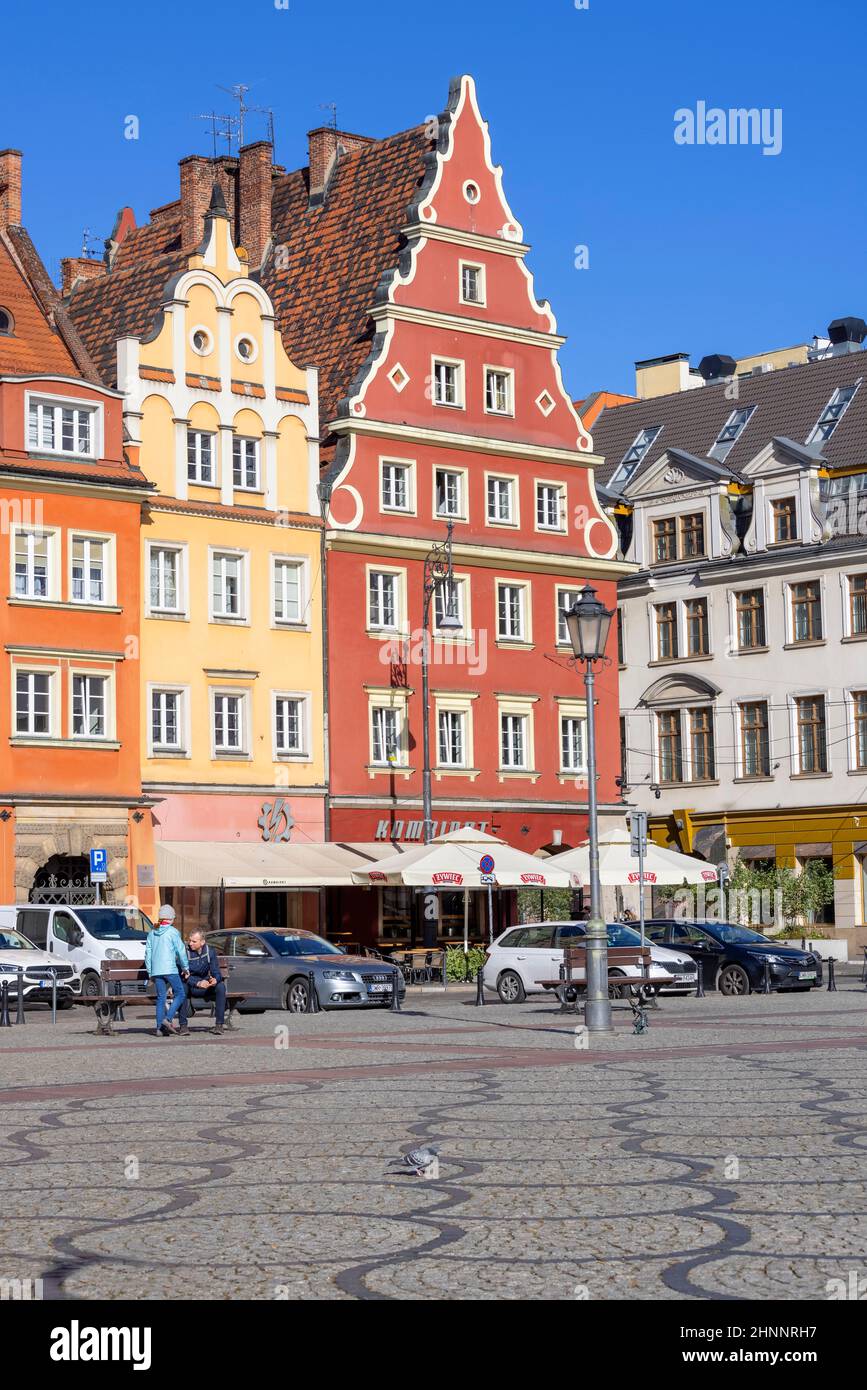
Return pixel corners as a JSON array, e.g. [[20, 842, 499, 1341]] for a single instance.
[[178, 931, 232, 1035]]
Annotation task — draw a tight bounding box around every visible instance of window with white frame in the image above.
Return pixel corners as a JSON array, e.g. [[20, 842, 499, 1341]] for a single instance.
[[149, 545, 184, 614], [536, 482, 564, 530], [460, 263, 485, 305], [497, 582, 526, 641], [848, 573, 867, 636], [72, 674, 107, 739], [432, 359, 463, 408], [273, 558, 304, 625], [487, 475, 515, 524], [368, 570, 400, 630], [556, 588, 580, 645], [381, 460, 412, 511], [71, 536, 107, 604], [213, 691, 246, 753], [485, 367, 513, 415], [211, 551, 245, 620], [274, 694, 306, 756], [807, 383, 860, 444], [232, 436, 260, 490], [437, 709, 466, 767], [435, 468, 464, 519], [151, 688, 184, 752], [500, 712, 528, 769], [434, 577, 464, 633], [560, 714, 587, 772], [14, 529, 50, 599], [851, 691, 867, 772], [187, 429, 216, 484], [28, 398, 95, 457], [371, 705, 402, 765], [15, 671, 51, 736]]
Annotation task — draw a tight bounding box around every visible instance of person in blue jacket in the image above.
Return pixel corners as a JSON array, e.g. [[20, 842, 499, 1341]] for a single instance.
[[144, 904, 189, 1037]]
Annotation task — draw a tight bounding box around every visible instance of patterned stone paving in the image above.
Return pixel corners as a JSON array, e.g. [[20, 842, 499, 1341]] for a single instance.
[[0, 987, 866, 1300]]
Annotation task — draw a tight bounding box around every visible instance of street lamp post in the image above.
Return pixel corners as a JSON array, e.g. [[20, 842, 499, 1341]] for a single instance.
[[566, 584, 615, 1033], [421, 521, 461, 845]]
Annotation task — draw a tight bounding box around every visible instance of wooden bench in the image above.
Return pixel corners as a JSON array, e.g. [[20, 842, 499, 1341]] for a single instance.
[[73, 956, 246, 1035], [537, 944, 674, 1021]]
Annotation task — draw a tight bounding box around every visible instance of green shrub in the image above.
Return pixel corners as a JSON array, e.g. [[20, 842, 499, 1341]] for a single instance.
[[445, 945, 487, 981]]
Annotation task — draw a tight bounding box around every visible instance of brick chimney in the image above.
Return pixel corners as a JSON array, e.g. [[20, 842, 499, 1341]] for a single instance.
[[0, 149, 22, 228], [308, 128, 372, 205], [179, 154, 214, 252], [61, 257, 107, 296], [238, 141, 273, 268]]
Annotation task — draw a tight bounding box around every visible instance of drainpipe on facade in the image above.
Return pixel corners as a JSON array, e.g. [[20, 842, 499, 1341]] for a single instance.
[[318, 474, 332, 847]]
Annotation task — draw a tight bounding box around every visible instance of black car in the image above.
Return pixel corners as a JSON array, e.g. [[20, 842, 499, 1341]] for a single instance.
[[644, 919, 823, 996]]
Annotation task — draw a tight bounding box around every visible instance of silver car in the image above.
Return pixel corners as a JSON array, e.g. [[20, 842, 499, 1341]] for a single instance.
[[203, 928, 406, 1013]]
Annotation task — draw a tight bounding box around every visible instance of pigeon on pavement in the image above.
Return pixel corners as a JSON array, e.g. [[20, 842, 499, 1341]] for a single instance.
[[389, 1144, 440, 1176]]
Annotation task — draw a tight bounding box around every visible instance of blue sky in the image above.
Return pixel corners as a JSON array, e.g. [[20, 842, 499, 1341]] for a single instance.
[[2, 0, 864, 397]]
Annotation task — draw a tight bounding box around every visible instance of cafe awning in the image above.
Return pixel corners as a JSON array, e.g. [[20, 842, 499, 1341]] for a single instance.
[[350, 826, 573, 888], [155, 839, 399, 889]]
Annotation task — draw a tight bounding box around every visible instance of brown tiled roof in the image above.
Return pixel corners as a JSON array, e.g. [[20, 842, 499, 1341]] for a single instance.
[[260, 125, 431, 431], [592, 351, 867, 488], [67, 211, 186, 387], [0, 453, 152, 490], [66, 128, 431, 442], [147, 496, 320, 527]]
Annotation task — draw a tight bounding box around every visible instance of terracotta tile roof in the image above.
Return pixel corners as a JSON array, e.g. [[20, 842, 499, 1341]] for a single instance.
[[147, 496, 320, 527], [67, 211, 186, 387], [261, 125, 431, 432], [0, 453, 152, 490], [0, 233, 79, 377], [591, 352, 867, 489], [66, 128, 432, 448]]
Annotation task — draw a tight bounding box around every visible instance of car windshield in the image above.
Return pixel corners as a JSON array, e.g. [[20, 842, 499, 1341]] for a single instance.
[[0, 930, 34, 951], [709, 923, 774, 946], [557, 922, 646, 948], [74, 909, 152, 940], [260, 932, 344, 957]]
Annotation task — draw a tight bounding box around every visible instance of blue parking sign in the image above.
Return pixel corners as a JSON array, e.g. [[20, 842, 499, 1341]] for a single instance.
[[89, 848, 108, 882]]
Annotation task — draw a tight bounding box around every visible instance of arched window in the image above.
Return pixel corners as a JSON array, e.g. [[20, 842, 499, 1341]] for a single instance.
[[0, 307, 13, 335]]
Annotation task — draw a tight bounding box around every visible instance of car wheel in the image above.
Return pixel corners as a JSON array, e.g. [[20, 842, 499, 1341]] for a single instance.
[[284, 977, 311, 1013], [608, 968, 630, 1000], [718, 964, 751, 996], [497, 970, 525, 1004], [81, 973, 101, 999]]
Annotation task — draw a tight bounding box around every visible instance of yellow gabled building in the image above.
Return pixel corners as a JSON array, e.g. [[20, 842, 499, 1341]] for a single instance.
[[110, 184, 325, 933]]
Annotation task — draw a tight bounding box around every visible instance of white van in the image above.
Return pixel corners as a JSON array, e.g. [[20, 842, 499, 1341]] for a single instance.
[[0, 905, 154, 998]]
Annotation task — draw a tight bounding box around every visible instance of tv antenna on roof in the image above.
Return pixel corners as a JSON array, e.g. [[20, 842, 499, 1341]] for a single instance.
[[319, 102, 338, 131], [196, 109, 239, 158], [218, 83, 276, 152], [80, 228, 102, 260]]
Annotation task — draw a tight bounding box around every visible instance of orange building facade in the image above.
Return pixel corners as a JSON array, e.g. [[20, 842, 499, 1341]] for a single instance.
[[0, 151, 156, 911]]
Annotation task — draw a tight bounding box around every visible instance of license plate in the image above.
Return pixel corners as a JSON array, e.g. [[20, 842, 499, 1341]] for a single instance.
[[798, 971, 816, 980], [39, 980, 49, 988], [368, 983, 392, 993]]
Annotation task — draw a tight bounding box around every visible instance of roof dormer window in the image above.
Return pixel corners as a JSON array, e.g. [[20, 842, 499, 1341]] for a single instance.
[[807, 382, 860, 443], [27, 398, 96, 458], [709, 404, 756, 461]]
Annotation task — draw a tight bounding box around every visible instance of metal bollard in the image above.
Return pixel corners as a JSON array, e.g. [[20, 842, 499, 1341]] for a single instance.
[[695, 960, 706, 998], [305, 971, 320, 1014], [827, 956, 837, 993], [390, 968, 402, 1013], [51, 971, 57, 1025], [474, 965, 486, 1006], [0, 980, 10, 1027], [762, 958, 771, 994], [15, 967, 24, 1025]]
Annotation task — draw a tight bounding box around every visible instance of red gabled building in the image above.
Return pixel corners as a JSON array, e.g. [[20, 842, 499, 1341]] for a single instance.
[[272, 76, 630, 941]]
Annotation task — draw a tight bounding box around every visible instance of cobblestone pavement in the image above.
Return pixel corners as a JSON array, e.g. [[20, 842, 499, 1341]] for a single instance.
[[1, 985, 866, 1300]]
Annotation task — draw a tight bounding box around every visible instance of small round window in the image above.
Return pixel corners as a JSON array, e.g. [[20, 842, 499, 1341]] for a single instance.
[[235, 335, 257, 363], [190, 326, 212, 356], [0, 307, 13, 335], [463, 181, 480, 205]]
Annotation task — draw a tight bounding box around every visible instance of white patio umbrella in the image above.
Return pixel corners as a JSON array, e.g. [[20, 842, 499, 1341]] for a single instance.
[[549, 827, 718, 888], [351, 827, 572, 951]]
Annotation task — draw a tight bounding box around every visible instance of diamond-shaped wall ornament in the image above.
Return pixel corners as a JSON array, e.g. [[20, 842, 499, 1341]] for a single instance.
[[535, 390, 555, 417], [388, 363, 409, 393]]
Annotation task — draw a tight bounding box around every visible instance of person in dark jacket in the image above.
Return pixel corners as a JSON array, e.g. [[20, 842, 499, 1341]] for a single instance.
[[178, 932, 231, 1036]]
